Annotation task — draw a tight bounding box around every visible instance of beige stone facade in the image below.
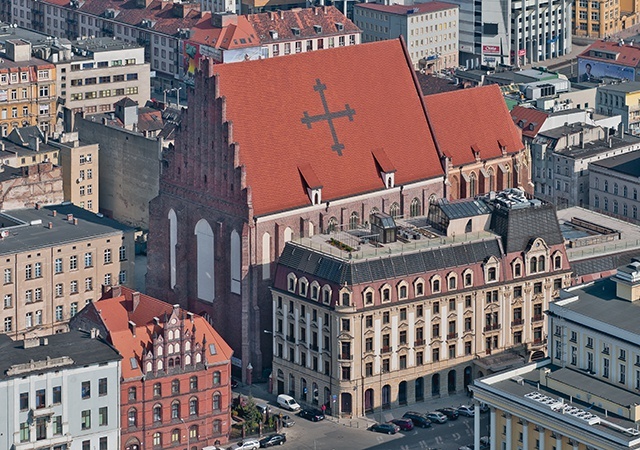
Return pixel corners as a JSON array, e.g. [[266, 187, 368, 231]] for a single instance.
[[271, 192, 572, 417], [0, 204, 134, 339], [55, 132, 99, 213]]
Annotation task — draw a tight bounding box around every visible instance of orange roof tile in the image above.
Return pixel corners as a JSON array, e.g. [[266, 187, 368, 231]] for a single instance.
[[357, 1, 458, 15], [189, 14, 260, 50], [209, 38, 444, 217], [93, 287, 233, 379], [510, 105, 549, 138], [423, 85, 524, 167]]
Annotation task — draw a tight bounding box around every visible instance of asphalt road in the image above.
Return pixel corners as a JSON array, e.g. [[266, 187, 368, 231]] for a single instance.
[[260, 408, 489, 450]]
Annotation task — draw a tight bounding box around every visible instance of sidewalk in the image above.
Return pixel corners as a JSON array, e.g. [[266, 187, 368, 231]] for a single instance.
[[233, 382, 473, 430]]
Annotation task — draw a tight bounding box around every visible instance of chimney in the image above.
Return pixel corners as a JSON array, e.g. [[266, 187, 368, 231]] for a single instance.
[[187, 311, 194, 322], [52, 210, 57, 217], [48, 222, 53, 229], [614, 258, 640, 302], [110, 285, 122, 298], [128, 320, 136, 336], [73, 218, 78, 225], [153, 316, 160, 325], [269, 11, 275, 20], [67, 213, 73, 222], [132, 291, 141, 312], [279, 10, 284, 19], [35, 203, 40, 210]]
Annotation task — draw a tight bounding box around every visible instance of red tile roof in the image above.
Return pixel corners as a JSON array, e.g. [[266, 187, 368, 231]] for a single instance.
[[356, 1, 458, 15], [209, 38, 444, 217], [92, 287, 233, 379], [247, 6, 360, 44], [189, 14, 260, 50], [579, 40, 640, 68], [422, 85, 524, 167], [510, 105, 549, 139]]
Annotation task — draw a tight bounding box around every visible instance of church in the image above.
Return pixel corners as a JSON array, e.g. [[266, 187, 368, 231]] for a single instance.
[[146, 38, 530, 377]]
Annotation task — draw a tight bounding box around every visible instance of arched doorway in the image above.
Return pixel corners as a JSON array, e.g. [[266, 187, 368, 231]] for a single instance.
[[382, 384, 391, 409], [341, 392, 352, 415], [276, 369, 284, 395], [364, 388, 374, 413], [448, 370, 457, 394], [398, 381, 407, 405], [463, 366, 473, 391], [431, 374, 440, 397]]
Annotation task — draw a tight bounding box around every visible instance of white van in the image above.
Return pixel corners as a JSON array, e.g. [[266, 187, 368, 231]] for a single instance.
[[277, 394, 301, 411]]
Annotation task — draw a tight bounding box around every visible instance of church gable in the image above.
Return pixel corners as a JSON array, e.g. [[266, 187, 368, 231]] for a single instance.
[[196, 39, 444, 217]]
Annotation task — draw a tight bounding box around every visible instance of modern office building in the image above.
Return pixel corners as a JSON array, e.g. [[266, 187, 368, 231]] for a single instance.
[[270, 189, 572, 417], [0, 203, 135, 339], [0, 329, 121, 450], [472, 257, 640, 450]]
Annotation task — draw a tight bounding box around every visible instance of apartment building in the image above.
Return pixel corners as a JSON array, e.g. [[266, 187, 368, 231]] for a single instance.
[[0, 126, 60, 166], [589, 150, 640, 222], [270, 189, 572, 417], [71, 285, 234, 450], [353, 2, 458, 71], [0, 329, 121, 450], [573, 0, 640, 39], [472, 258, 640, 450], [530, 121, 640, 209], [0, 203, 135, 339], [445, 0, 571, 68], [54, 132, 100, 213], [0, 39, 56, 136], [597, 82, 640, 135]]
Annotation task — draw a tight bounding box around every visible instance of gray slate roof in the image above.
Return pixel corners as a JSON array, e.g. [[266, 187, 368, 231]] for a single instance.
[[571, 249, 640, 277], [279, 238, 503, 285], [591, 149, 640, 178], [490, 203, 564, 254], [0, 329, 121, 381]]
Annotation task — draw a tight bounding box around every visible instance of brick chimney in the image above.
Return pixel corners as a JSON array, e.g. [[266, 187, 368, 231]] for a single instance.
[[132, 291, 141, 312]]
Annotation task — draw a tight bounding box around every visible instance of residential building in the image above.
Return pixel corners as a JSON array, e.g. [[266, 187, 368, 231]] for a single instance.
[[70, 285, 234, 450], [597, 82, 640, 135], [422, 84, 531, 200], [0, 162, 63, 210], [573, 0, 640, 39], [0, 126, 60, 167], [0, 329, 121, 450], [146, 39, 447, 377], [74, 98, 181, 230], [578, 40, 640, 83], [247, 7, 361, 60], [589, 150, 640, 222], [530, 122, 640, 209], [444, 0, 571, 68], [0, 39, 56, 136], [270, 189, 572, 417], [0, 203, 135, 339], [352, 2, 458, 71], [471, 258, 640, 450]]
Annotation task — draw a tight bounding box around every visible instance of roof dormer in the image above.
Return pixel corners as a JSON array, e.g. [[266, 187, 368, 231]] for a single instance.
[[269, 29, 278, 39], [291, 27, 300, 36], [299, 164, 323, 205], [372, 148, 396, 189], [335, 22, 344, 31]]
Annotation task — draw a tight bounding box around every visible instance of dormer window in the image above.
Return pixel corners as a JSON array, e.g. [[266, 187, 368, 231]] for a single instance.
[[383, 172, 394, 189], [314, 24, 322, 34], [291, 27, 300, 36], [269, 29, 278, 39], [335, 22, 344, 31], [372, 148, 396, 189], [299, 164, 323, 206]]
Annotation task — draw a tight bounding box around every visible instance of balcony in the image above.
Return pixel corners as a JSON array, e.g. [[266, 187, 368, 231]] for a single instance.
[[338, 353, 353, 361], [446, 332, 458, 340], [414, 339, 425, 346], [529, 338, 547, 349], [286, 335, 295, 343], [381, 346, 391, 354], [532, 315, 544, 323], [310, 344, 319, 352], [483, 324, 501, 332], [511, 318, 524, 326]]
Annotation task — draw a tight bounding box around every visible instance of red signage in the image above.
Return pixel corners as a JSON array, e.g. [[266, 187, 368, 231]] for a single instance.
[[482, 45, 500, 54], [518, 49, 526, 56]]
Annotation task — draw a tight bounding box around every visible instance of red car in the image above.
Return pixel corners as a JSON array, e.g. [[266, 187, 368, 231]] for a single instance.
[[390, 418, 414, 431]]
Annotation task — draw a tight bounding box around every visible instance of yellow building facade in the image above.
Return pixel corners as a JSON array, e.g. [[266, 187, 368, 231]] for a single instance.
[[573, 0, 640, 38], [0, 39, 56, 137]]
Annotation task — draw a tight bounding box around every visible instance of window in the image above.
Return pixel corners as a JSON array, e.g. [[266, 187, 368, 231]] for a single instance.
[[25, 312, 33, 328], [190, 376, 198, 391], [25, 264, 32, 280], [82, 381, 91, 399], [4, 268, 11, 283], [189, 397, 198, 415], [172, 429, 180, 443], [53, 415, 62, 435], [621, 364, 627, 384], [128, 408, 137, 427], [104, 248, 112, 264], [99, 406, 108, 426], [172, 379, 181, 393], [213, 392, 221, 410], [35, 389, 46, 409], [25, 290, 33, 304], [99, 378, 107, 396], [54, 258, 62, 274], [432, 278, 440, 292], [53, 386, 61, 404], [20, 422, 29, 442], [119, 245, 127, 261], [34, 262, 41, 278], [104, 273, 112, 286], [85, 277, 93, 291], [383, 311, 390, 324], [70, 255, 78, 270], [4, 316, 12, 332], [487, 267, 496, 281], [119, 270, 127, 284], [100, 437, 108, 450], [171, 401, 180, 419], [70, 280, 78, 294], [128, 387, 137, 401], [153, 383, 162, 397], [20, 392, 29, 410], [70, 302, 78, 317], [81, 410, 91, 429], [84, 252, 93, 267]]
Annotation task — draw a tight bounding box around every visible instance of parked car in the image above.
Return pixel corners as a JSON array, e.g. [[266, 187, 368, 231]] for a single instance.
[[456, 405, 475, 417], [299, 409, 325, 422], [436, 407, 459, 420], [426, 411, 448, 424], [228, 439, 260, 450], [390, 418, 414, 431], [370, 422, 400, 434], [280, 414, 295, 427], [256, 404, 271, 415], [259, 433, 286, 448], [402, 411, 432, 428], [277, 394, 301, 411]]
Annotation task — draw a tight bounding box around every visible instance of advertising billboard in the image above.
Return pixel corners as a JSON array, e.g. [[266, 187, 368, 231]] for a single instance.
[[482, 45, 500, 55], [578, 58, 636, 82], [182, 41, 201, 85]]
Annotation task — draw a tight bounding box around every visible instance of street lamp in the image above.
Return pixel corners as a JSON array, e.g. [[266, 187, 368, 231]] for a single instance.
[[179, 417, 189, 450], [247, 362, 254, 396], [171, 87, 183, 107]]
